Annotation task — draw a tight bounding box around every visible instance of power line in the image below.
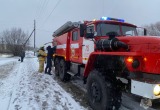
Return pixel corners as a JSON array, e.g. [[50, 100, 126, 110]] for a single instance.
[[102, 0, 104, 16], [43, 0, 62, 24], [35, 0, 48, 19], [37, 29, 53, 33], [34, 0, 44, 19], [24, 29, 34, 46], [40, 0, 50, 18], [37, 0, 48, 19], [34, 20, 36, 56]]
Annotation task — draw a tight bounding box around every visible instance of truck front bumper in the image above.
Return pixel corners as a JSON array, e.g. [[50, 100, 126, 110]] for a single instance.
[[131, 79, 160, 99]]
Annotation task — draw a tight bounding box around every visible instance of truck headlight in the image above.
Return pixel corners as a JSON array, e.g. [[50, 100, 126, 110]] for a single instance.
[[153, 85, 160, 96]]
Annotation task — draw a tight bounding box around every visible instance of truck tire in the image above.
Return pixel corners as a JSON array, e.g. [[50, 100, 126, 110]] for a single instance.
[[87, 69, 118, 110], [54, 58, 60, 76], [59, 59, 71, 81]]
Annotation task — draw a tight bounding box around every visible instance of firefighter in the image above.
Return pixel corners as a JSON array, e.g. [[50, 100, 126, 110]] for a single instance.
[[45, 45, 56, 75], [37, 46, 47, 73]]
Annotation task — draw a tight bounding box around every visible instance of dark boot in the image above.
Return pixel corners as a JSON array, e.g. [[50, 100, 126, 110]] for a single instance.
[[47, 67, 52, 75], [47, 73, 52, 75]]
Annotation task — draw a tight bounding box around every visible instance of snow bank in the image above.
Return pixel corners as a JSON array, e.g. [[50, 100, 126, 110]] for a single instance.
[[0, 57, 18, 66], [0, 54, 13, 58]]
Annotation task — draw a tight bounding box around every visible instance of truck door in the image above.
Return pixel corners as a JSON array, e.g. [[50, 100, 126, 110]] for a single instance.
[[70, 29, 82, 63], [82, 25, 95, 64]]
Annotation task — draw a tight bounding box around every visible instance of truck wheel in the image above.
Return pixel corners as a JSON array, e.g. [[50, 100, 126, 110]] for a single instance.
[[54, 58, 59, 76], [59, 59, 71, 81], [87, 70, 114, 110]]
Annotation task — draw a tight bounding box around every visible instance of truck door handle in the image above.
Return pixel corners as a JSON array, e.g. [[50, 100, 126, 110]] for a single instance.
[[82, 45, 85, 46]]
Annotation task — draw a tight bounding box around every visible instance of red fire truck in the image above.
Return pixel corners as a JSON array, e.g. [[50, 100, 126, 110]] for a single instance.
[[52, 17, 160, 110]]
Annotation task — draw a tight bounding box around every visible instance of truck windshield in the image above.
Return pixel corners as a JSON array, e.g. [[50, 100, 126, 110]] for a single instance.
[[121, 25, 137, 36], [96, 23, 137, 36]]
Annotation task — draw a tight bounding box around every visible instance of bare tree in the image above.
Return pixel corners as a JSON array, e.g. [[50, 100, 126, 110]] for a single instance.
[[144, 22, 160, 36], [2, 28, 29, 56]]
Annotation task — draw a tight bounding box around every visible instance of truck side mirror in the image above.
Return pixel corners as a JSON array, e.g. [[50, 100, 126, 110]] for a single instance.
[[80, 24, 86, 37], [137, 27, 147, 36], [144, 28, 147, 36]]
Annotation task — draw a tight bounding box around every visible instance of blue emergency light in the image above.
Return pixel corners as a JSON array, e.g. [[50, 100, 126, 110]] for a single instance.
[[100, 17, 125, 22]]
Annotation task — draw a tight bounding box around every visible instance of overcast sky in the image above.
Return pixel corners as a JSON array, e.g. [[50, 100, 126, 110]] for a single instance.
[[0, 0, 160, 47]]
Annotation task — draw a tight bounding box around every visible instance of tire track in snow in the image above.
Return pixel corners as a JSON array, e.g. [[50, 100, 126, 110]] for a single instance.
[[8, 58, 86, 110], [8, 58, 37, 110], [0, 61, 21, 110], [7, 60, 29, 110]]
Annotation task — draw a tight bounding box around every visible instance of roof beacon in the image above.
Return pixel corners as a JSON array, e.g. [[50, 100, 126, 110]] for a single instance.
[[100, 17, 125, 22]]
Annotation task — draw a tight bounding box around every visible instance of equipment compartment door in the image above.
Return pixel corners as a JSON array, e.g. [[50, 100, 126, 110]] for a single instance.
[[70, 29, 82, 63]]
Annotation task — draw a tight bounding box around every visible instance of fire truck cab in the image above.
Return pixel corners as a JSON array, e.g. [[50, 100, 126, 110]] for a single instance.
[[52, 17, 160, 110]]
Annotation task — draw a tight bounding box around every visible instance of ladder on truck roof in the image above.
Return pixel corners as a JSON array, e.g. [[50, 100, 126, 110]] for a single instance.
[[52, 21, 81, 37]]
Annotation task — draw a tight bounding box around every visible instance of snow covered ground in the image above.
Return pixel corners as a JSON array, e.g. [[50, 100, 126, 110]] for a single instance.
[[0, 57, 18, 66], [0, 52, 159, 110], [0, 55, 86, 110]]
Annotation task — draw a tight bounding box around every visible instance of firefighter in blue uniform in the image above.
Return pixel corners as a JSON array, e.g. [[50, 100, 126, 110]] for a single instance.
[[45, 45, 55, 75]]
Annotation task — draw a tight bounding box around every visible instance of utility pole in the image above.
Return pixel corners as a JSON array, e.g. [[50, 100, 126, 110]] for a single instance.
[[23, 20, 36, 55], [1, 37, 5, 52], [34, 20, 36, 56]]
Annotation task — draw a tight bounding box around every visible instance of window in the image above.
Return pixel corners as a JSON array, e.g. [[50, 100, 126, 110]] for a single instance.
[[121, 26, 137, 36], [72, 31, 78, 41], [96, 23, 120, 36], [96, 23, 137, 36], [87, 26, 94, 33]]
